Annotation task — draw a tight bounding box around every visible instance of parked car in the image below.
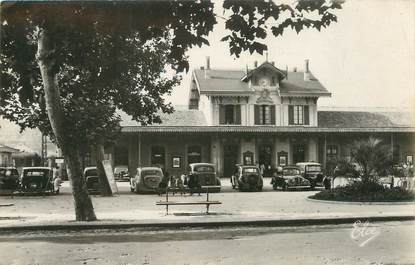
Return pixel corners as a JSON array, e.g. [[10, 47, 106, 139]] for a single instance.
[[130, 167, 164, 194], [84, 167, 100, 194], [20, 167, 55, 193], [271, 166, 311, 191], [114, 165, 130, 182], [0, 167, 19, 190], [296, 162, 330, 189], [231, 164, 263, 191], [182, 163, 221, 193]]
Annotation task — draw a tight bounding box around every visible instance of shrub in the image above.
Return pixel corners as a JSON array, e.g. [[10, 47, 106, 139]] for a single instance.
[[310, 181, 415, 202]]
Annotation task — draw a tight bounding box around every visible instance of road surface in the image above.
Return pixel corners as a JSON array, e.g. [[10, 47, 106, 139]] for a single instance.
[[0, 221, 414, 265]]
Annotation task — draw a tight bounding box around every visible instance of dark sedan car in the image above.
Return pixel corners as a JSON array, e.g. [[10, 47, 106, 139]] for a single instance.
[[231, 164, 263, 191], [271, 166, 311, 191], [130, 167, 164, 194], [182, 163, 221, 193], [20, 167, 55, 193], [0, 167, 19, 190], [114, 165, 130, 182], [84, 167, 100, 194], [296, 162, 330, 189]]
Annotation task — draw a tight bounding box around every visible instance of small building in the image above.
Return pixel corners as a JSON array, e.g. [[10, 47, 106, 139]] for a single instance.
[[107, 59, 414, 178], [0, 144, 19, 167]]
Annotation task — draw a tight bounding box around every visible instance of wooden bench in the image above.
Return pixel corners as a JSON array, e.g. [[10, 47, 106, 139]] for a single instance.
[[156, 186, 222, 215]]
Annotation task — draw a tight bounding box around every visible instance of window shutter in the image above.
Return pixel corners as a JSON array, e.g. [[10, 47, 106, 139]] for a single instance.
[[304, 105, 309, 125], [219, 105, 225, 125], [235, 105, 241, 124], [254, 105, 260, 125], [271, 105, 276, 125], [288, 105, 294, 125]]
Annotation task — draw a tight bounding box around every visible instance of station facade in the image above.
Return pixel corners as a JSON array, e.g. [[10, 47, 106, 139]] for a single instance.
[[106, 59, 415, 178]]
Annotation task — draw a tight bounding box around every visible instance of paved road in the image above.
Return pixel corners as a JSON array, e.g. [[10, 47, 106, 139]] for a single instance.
[[0, 221, 414, 265], [1, 179, 414, 226]]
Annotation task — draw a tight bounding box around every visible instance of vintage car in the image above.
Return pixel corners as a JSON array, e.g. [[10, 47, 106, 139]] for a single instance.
[[231, 164, 263, 191], [182, 163, 221, 193], [20, 167, 55, 193], [114, 165, 130, 182], [0, 167, 20, 190], [296, 162, 330, 189], [130, 167, 164, 194], [271, 166, 311, 191], [84, 167, 101, 194]]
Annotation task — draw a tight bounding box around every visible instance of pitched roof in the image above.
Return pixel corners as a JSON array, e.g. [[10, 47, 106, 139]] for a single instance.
[[0, 144, 19, 153], [279, 72, 331, 97], [119, 109, 207, 127], [318, 111, 414, 128], [193, 69, 251, 94], [193, 68, 330, 96], [120, 110, 414, 133]]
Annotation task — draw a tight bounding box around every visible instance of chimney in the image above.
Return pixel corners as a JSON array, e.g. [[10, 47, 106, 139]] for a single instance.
[[254, 61, 258, 68], [206, 56, 210, 70], [304, 59, 311, 81], [285, 65, 288, 80], [271, 61, 275, 66]]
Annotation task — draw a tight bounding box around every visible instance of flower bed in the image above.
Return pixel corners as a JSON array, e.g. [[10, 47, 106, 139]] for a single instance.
[[310, 181, 415, 202]]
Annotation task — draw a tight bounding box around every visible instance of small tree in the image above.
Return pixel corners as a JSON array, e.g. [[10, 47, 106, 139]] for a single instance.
[[350, 137, 394, 183]]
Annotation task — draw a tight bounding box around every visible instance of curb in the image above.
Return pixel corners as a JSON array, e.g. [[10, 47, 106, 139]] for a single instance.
[[0, 215, 414, 233], [306, 197, 415, 205]]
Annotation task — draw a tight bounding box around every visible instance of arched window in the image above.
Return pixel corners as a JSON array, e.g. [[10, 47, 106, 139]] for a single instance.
[[187, 145, 202, 164]]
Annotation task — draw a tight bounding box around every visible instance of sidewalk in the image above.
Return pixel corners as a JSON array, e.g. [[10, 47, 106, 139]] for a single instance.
[[0, 180, 414, 230]]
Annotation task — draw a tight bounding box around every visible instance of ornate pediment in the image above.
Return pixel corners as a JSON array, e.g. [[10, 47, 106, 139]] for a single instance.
[[256, 89, 274, 104]]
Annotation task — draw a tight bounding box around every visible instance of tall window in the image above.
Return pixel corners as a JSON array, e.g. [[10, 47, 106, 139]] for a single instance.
[[219, 105, 241, 125], [151, 146, 165, 168], [326, 145, 338, 161], [187, 145, 202, 164], [255, 105, 275, 125], [288, 105, 309, 125]]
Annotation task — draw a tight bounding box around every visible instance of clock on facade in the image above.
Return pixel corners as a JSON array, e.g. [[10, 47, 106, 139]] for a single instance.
[[259, 78, 269, 87]]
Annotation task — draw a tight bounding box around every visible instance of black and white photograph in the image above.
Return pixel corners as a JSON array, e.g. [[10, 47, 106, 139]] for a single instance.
[[0, 0, 414, 264]]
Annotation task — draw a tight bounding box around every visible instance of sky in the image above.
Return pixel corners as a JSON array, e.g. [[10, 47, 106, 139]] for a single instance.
[[166, 0, 415, 111]]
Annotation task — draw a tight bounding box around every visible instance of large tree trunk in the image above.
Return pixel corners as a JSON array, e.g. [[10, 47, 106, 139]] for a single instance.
[[37, 26, 97, 221], [94, 141, 113, 196]]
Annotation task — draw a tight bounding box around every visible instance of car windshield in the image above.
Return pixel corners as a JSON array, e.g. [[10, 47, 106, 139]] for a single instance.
[[24, 169, 50, 177], [142, 170, 162, 177], [194, 165, 215, 173], [85, 169, 98, 177], [306, 165, 321, 172], [242, 168, 258, 174], [283, 168, 300, 175], [114, 167, 128, 174]]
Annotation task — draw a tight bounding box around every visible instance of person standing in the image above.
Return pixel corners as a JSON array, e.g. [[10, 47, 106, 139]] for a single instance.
[[53, 165, 62, 194]]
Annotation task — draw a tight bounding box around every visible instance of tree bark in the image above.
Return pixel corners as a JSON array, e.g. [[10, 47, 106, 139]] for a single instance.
[[94, 141, 113, 196], [37, 26, 97, 221]]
